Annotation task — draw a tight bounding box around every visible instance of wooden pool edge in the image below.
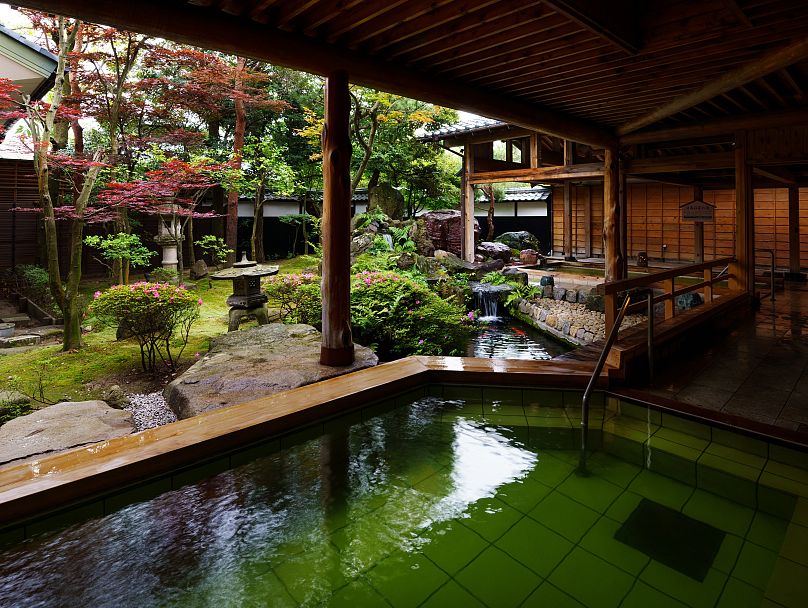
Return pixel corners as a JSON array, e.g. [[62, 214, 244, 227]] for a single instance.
[[0, 356, 600, 531]]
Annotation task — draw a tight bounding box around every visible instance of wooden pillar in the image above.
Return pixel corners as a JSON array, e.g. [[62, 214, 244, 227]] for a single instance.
[[563, 140, 575, 261], [694, 186, 704, 264], [603, 146, 622, 283], [618, 154, 628, 278], [584, 186, 592, 258], [529, 134, 539, 169], [730, 130, 754, 292], [789, 185, 801, 275], [320, 70, 354, 366], [462, 142, 475, 262]]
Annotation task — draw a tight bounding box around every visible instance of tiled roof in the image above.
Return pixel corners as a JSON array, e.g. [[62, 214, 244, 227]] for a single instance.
[[420, 116, 506, 141], [478, 186, 550, 203]]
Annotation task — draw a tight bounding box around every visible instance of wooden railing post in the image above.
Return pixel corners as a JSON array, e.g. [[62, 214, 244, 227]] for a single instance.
[[605, 292, 616, 336], [320, 70, 354, 366], [703, 268, 713, 302], [665, 278, 675, 319]]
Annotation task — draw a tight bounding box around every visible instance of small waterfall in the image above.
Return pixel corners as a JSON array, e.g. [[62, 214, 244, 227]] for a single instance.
[[382, 233, 393, 249], [471, 282, 506, 319]]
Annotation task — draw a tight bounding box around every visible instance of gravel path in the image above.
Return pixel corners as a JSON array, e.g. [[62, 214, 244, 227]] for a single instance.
[[125, 392, 177, 432]]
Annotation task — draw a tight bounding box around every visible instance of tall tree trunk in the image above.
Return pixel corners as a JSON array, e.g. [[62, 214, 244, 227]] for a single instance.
[[486, 184, 495, 241], [187, 217, 195, 265], [226, 57, 247, 264], [251, 184, 265, 262]]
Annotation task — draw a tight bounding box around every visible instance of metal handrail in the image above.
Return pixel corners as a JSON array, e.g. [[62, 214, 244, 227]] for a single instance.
[[578, 289, 655, 475]]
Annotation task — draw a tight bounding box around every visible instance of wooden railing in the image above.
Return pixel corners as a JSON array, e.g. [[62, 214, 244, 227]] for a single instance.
[[600, 256, 736, 334]]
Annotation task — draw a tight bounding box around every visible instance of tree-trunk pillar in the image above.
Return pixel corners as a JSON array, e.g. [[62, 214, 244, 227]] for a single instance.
[[603, 146, 622, 284], [619, 154, 628, 278], [320, 70, 354, 366], [462, 142, 475, 262], [788, 185, 801, 276], [731, 130, 754, 292]]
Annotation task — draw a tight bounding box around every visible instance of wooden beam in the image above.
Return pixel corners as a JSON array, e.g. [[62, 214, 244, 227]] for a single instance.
[[626, 152, 735, 174], [13, 0, 615, 148], [320, 70, 354, 366], [618, 36, 808, 135], [603, 146, 622, 284], [469, 163, 604, 184], [541, 0, 639, 54], [789, 185, 801, 275], [730, 130, 754, 293], [752, 167, 798, 186], [563, 141, 574, 260]]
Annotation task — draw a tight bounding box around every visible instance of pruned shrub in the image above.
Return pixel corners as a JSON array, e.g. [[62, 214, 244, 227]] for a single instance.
[[91, 282, 200, 374], [263, 272, 318, 322]]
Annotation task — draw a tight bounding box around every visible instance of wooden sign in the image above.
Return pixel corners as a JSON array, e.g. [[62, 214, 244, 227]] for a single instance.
[[680, 199, 715, 222]]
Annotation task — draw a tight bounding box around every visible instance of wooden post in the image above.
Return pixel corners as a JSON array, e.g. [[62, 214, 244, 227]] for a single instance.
[[665, 278, 676, 319], [788, 185, 801, 276], [463, 142, 475, 262], [704, 268, 713, 302], [584, 186, 592, 258], [619, 154, 628, 278], [603, 146, 622, 283], [530, 134, 539, 169], [730, 130, 754, 292], [320, 70, 354, 366], [694, 186, 704, 264], [563, 140, 575, 261]]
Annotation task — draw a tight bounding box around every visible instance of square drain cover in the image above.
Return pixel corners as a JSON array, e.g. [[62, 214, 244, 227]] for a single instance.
[[615, 498, 725, 581]]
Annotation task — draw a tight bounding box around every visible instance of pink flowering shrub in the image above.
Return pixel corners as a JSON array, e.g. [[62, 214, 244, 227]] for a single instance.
[[263, 272, 318, 322], [290, 270, 472, 358], [91, 282, 200, 373]]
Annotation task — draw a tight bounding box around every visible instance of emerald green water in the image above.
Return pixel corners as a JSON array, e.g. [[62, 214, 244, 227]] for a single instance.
[[0, 394, 797, 607]]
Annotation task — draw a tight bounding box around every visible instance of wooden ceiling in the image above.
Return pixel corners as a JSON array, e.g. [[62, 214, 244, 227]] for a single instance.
[[13, 0, 808, 148]]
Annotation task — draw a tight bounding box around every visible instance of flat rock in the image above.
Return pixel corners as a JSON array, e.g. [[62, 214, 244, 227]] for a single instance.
[[164, 323, 379, 419], [0, 335, 41, 348], [0, 400, 134, 466]]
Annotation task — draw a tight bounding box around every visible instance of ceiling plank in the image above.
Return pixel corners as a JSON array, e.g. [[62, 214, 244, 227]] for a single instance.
[[540, 0, 640, 54], [12, 0, 615, 147], [617, 35, 808, 135]]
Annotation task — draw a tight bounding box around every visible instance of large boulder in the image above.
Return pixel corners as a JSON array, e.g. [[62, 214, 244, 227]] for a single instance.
[[0, 400, 134, 466], [367, 182, 405, 220], [190, 259, 208, 280], [476, 241, 512, 262], [520, 249, 539, 265], [164, 324, 378, 419], [495, 231, 541, 253], [421, 210, 480, 257]]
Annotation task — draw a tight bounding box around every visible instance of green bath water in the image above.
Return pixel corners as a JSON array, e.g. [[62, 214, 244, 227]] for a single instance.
[[0, 389, 804, 607]]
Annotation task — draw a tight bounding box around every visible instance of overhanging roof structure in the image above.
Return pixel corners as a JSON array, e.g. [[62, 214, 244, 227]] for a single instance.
[[13, 1, 808, 149]]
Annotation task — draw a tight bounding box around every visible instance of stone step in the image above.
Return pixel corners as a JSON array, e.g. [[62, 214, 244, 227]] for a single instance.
[[0, 314, 31, 327], [0, 334, 41, 348]]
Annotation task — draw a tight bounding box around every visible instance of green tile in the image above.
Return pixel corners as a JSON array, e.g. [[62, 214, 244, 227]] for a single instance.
[[323, 409, 363, 433], [733, 541, 778, 591], [717, 577, 764, 608], [602, 431, 646, 466], [765, 461, 808, 488], [443, 385, 483, 404], [628, 470, 693, 510], [523, 389, 564, 409], [330, 580, 390, 607], [711, 428, 768, 458], [764, 556, 808, 608], [420, 580, 484, 608], [619, 400, 658, 422], [366, 551, 448, 608], [525, 415, 572, 428], [698, 454, 759, 508], [274, 548, 347, 604], [605, 490, 644, 523], [421, 521, 487, 575], [780, 522, 808, 567], [455, 545, 540, 608], [757, 482, 798, 519], [641, 563, 727, 608], [655, 427, 709, 452], [556, 472, 623, 513], [495, 516, 573, 577], [483, 387, 523, 408], [660, 412, 712, 441], [412, 470, 451, 496], [522, 405, 568, 418], [104, 477, 172, 513], [426, 384, 444, 398], [229, 439, 281, 467], [363, 399, 398, 420], [461, 496, 522, 542], [395, 387, 427, 407], [280, 424, 323, 449], [528, 491, 599, 542], [713, 534, 743, 574], [646, 442, 699, 485], [521, 582, 584, 608], [747, 512, 789, 552], [704, 441, 766, 469], [621, 581, 689, 608], [580, 516, 650, 575], [439, 400, 484, 421], [241, 570, 297, 607], [583, 451, 643, 488], [497, 477, 553, 514], [482, 413, 528, 428], [682, 489, 755, 537], [528, 452, 576, 487], [26, 501, 104, 538], [769, 444, 808, 472], [172, 456, 230, 489], [549, 547, 634, 608], [792, 498, 808, 527]]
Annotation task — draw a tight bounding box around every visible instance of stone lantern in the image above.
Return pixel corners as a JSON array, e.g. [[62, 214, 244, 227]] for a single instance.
[[154, 209, 182, 270], [211, 252, 279, 331]]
